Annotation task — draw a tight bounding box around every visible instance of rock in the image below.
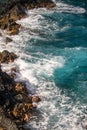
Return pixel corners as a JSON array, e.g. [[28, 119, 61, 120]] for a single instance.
[[15, 82, 25, 93], [8, 4, 27, 21], [0, 50, 17, 63], [12, 102, 34, 121], [6, 37, 12, 44], [0, 0, 55, 38], [32, 96, 41, 103], [0, 65, 41, 129], [7, 27, 19, 35], [20, 0, 56, 9]]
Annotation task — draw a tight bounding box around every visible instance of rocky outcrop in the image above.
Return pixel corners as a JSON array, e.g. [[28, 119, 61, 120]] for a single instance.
[[0, 107, 18, 130], [20, 0, 56, 9], [0, 17, 21, 35], [0, 3, 26, 35], [0, 66, 41, 130], [0, 0, 55, 129], [0, 0, 55, 35], [0, 50, 17, 63]]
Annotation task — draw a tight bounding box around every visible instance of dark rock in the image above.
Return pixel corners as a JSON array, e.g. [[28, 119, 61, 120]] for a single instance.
[[0, 50, 17, 63], [15, 94, 23, 102], [6, 37, 12, 44], [15, 82, 26, 93], [0, 66, 41, 129], [0, 0, 55, 36], [0, 107, 18, 130]]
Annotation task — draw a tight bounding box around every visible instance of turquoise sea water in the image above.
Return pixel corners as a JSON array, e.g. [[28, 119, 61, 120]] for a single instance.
[[0, 0, 87, 129]]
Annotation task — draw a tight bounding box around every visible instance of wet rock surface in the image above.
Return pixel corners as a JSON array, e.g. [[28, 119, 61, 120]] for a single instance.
[[0, 0, 55, 35], [6, 37, 13, 44], [0, 66, 41, 130], [0, 50, 17, 63], [0, 0, 55, 129], [0, 107, 18, 130]]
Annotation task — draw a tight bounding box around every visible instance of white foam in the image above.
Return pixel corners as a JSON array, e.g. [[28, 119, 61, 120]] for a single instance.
[[36, 82, 86, 130], [55, 2, 86, 14], [14, 54, 65, 86]]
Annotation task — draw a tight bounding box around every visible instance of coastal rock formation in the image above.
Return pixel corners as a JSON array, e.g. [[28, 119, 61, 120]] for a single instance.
[[0, 107, 18, 130], [0, 66, 41, 130], [0, 18, 21, 35], [0, 0, 55, 17], [0, 50, 17, 63], [0, 0, 55, 35], [0, 0, 55, 129]]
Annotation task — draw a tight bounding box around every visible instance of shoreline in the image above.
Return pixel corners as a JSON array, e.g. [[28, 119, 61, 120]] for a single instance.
[[0, 0, 56, 130]]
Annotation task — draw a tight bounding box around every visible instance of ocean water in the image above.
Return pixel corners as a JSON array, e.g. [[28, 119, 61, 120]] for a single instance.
[[0, 0, 87, 130]]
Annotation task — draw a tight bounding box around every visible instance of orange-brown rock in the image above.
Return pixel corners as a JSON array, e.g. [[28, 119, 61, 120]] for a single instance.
[[20, 0, 56, 9], [12, 102, 34, 123], [32, 96, 41, 103], [7, 28, 19, 35], [0, 50, 17, 63], [0, 16, 21, 35], [0, 60, 41, 130], [15, 82, 25, 93]]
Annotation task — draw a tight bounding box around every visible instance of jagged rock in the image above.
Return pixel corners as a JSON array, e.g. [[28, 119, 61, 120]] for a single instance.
[[12, 102, 34, 122], [0, 50, 17, 63], [6, 37, 12, 44], [0, 0, 55, 36], [8, 4, 27, 21], [0, 67, 41, 129], [15, 82, 26, 93], [0, 107, 18, 130], [20, 0, 56, 9], [7, 28, 19, 35], [32, 96, 41, 103]]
